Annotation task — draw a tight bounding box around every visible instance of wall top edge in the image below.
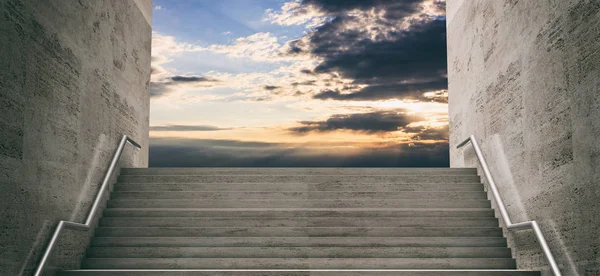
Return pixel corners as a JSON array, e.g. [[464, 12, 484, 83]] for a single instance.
[[133, 0, 152, 26], [446, 0, 466, 24]]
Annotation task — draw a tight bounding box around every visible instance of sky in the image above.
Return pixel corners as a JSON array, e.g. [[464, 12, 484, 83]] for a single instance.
[[149, 0, 449, 167]]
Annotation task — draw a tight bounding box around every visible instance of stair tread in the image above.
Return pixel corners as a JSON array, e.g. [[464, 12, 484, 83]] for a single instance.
[[103, 207, 494, 211], [81, 257, 517, 269], [91, 236, 508, 248], [87, 246, 513, 258], [59, 270, 540, 276]]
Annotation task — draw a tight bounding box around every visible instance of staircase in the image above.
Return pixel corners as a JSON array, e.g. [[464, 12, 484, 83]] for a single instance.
[[60, 168, 540, 275]]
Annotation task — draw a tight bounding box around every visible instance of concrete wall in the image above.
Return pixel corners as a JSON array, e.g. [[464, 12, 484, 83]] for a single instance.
[[0, 0, 151, 274], [447, 0, 599, 275]]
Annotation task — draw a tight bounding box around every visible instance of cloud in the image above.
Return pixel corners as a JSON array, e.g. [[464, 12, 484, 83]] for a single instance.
[[150, 32, 206, 91], [268, 0, 448, 102], [151, 33, 203, 66], [406, 124, 449, 141], [303, 0, 422, 18], [149, 137, 449, 167], [289, 110, 422, 133], [207, 32, 293, 62], [149, 125, 231, 131], [169, 76, 215, 82], [151, 1, 449, 104], [309, 20, 447, 81], [150, 75, 220, 98], [313, 79, 448, 101], [263, 85, 280, 90], [264, 0, 328, 28]]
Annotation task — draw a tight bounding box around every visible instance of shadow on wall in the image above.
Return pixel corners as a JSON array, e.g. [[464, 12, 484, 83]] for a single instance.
[[458, 134, 578, 275], [69, 134, 108, 221]]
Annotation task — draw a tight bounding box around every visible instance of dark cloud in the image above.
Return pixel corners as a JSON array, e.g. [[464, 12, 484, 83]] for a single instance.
[[289, 111, 422, 133], [289, 0, 447, 102], [170, 76, 214, 82], [150, 75, 219, 98], [433, 0, 446, 13], [406, 125, 449, 141], [149, 125, 231, 131], [310, 19, 447, 83], [263, 85, 280, 90], [303, 0, 422, 17], [292, 80, 317, 86], [150, 82, 171, 98], [313, 78, 447, 101], [149, 137, 449, 167]]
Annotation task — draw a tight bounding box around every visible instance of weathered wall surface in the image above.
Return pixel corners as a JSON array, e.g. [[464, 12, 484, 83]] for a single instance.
[[447, 0, 599, 275], [0, 0, 151, 274]]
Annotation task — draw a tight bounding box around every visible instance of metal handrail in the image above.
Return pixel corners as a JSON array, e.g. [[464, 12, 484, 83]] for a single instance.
[[33, 135, 141, 276], [457, 135, 562, 276]]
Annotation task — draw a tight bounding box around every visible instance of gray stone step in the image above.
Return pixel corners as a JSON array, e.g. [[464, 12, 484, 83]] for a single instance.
[[113, 183, 485, 192], [106, 199, 491, 208], [117, 175, 482, 184], [90, 237, 508, 248], [94, 227, 503, 237], [60, 270, 541, 276], [120, 168, 479, 175], [59, 167, 542, 275], [86, 247, 512, 258], [80, 258, 517, 269], [109, 191, 488, 200], [99, 217, 499, 228], [103, 208, 496, 218]]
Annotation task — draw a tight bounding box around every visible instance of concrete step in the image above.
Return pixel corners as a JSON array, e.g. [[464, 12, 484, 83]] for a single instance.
[[90, 237, 508, 248], [120, 168, 479, 175], [99, 217, 500, 228], [106, 199, 491, 208], [113, 183, 485, 192], [80, 258, 517, 269], [103, 208, 496, 218], [109, 191, 488, 200], [60, 270, 541, 276], [60, 167, 543, 275], [86, 247, 512, 258], [94, 227, 503, 237], [117, 175, 482, 184]]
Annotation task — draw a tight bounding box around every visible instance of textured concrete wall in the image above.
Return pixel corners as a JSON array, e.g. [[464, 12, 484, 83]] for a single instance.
[[0, 0, 151, 275], [447, 0, 599, 275]]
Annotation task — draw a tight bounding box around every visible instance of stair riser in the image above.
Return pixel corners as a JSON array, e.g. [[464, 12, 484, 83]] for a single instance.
[[87, 247, 512, 258], [81, 258, 516, 269], [120, 168, 479, 175], [117, 175, 482, 184], [91, 237, 508, 248], [94, 227, 503, 237], [114, 183, 484, 192], [99, 217, 500, 228], [109, 191, 488, 200], [60, 271, 540, 276], [103, 209, 496, 218], [106, 200, 491, 208]]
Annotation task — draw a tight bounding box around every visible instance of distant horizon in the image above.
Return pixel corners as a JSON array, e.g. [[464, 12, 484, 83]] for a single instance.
[[149, 0, 449, 167]]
